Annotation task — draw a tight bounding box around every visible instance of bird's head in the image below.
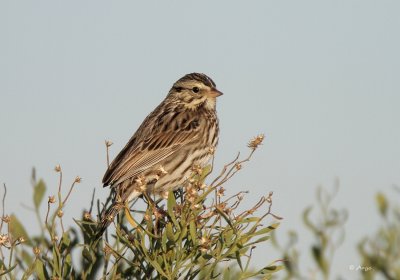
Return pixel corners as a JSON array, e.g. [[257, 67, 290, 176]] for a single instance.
[[168, 73, 223, 110]]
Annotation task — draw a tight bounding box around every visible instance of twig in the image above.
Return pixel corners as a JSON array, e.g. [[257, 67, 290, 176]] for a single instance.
[[62, 181, 77, 205], [105, 140, 113, 167], [0, 183, 7, 232], [89, 188, 96, 214]]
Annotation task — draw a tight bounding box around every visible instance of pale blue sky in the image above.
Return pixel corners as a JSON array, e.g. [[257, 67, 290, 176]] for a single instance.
[[1, 1, 399, 278]]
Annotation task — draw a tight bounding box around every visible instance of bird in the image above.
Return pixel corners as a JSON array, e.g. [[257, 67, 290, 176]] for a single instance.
[[97, 73, 223, 238]]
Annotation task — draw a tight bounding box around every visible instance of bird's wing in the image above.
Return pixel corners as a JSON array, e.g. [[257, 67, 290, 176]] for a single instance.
[[102, 127, 198, 187]]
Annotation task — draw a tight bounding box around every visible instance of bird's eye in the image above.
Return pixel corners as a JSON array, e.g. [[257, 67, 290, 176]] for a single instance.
[[192, 87, 200, 93]]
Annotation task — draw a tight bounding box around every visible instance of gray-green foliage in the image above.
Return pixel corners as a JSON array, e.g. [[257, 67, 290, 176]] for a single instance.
[[272, 183, 400, 280], [272, 181, 348, 280], [0, 136, 283, 279], [358, 189, 400, 280]]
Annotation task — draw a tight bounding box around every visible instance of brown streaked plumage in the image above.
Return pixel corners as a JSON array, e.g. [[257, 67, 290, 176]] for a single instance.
[[97, 73, 222, 237]]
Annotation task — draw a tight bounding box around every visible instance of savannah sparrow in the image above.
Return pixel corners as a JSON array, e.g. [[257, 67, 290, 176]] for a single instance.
[[97, 73, 223, 237]]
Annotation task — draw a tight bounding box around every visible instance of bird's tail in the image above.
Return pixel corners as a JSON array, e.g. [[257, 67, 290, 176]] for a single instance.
[[95, 202, 122, 240]]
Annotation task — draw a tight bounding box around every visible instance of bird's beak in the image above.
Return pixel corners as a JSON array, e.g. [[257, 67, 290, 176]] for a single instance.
[[208, 88, 223, 98]]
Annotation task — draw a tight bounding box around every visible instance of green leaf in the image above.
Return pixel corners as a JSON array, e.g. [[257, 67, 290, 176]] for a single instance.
[[63, 254, 72, 278], [189, 220, 197, 245], [0, 263, 17, 276], [312, 245, 328, 276], [376, 192, 388, 217], [33, 179, 46, 209], [35, 259, 48, 280], [9, 214, 32, 246], [255, 264, 284, 277], [200, 165, 212, 182], [237, 217, 260, 224], [303, 206, 318, 233], [82, 247, 93, 263], [167, 191, 179, 228], [60, 232, 71, 253], [252, 223, 280, 236], [21, 249, 33, 266], [166, 223, 176, 242]]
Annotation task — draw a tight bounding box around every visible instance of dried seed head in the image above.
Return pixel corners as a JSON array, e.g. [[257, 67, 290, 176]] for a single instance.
[[103, 244, 112, 256], [161, 191, 169, 199], [248, 134, 265, 149], [156, 165, 168, 176], [105, 140, 113, 147], [106, 214, 114, 221], [199, 236, 210, 253], [54, 164, 61, 173], [217, 187, 225, 197], [135, 175, 145, 186], [18, 236, 25, 243], [0, 234, 9, 246], [57, 210, 64, 218], [208, 146, 216, 155], [2, 215, 11, 223], [191, 203, 201, 210], [84, 212, 92, 220], [139, 184, 147, 192], [266, 191, 273, 203], [33, 246, 41, 256], [115, 194, 122, 203], [199, 211, 215, 220], [173, 204, 183, 216], [200, 236, 209, 246], [235, 163, 242, 170], [48, 196, 56, 204], [191, 164, 202, 175], [53, 235, 59, 242], [74, 176, 82, 183]]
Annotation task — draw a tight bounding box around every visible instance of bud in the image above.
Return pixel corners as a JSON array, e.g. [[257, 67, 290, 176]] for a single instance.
[[33, 246, 41, 256], [217, 187, 225, 197], [103, 244, 112, 256], [161, 191, 169, 199], [191, 164, 202, 175], [135, 175, 145, 186], [106, 214, 114, 221], [48, 196, 56, 203], [84, 212, 92, 220], [0, 234, 9, 246], [156, 165, 168, 176], [57, 210, 64, 218], [191, 203, 201, 210], [247, 134, 265, 149], [74, 176, 82, 183], [200, 236, 209, 246], [235, 163, 242, 170], [54, 164, 61, 172], [1, 215, 11, 223], [199, 236, 210, 253], [105, 140, 113, 147], [18, 236, 25, 243]]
